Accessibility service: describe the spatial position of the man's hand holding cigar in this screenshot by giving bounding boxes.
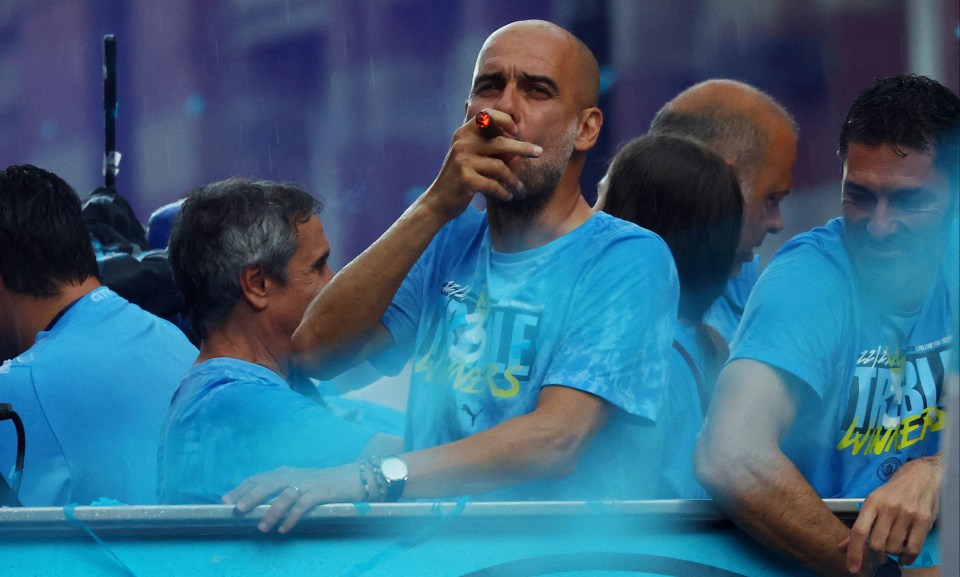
[420,108,543,222]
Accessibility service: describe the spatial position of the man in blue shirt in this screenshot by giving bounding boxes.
[224,20,678,533]
[696,76,959,576]
[158,178,400,504]
[649,79,798,342]
[0,164,197,506]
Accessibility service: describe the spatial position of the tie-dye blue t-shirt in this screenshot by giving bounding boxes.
[375,208,678,499]
[157,358,375,504]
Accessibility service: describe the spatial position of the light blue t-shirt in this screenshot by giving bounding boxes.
[0,287,197,506]
[704,254,760,343]
[375,208,679,499]
[158,358,375,504]
[731,218,953,499]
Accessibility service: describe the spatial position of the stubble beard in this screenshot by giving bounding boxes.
[845,221,949,309]
[488,120,579,220]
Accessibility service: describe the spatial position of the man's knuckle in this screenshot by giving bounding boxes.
[869,493,891,506]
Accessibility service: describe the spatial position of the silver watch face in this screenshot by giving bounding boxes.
[380,457,408,482]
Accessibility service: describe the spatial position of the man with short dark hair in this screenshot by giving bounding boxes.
[0,164,197,506]
[224,20,678,533]
[158,178,399,504]
[696,75,959,576]
[649,79,798,342]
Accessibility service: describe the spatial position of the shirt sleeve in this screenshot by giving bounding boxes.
[543,234,679,422]
[372,211,479,376]
[371,246,430,376]
[730,241,852,400]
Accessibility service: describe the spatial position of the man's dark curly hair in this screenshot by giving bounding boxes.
[838,75,960,184]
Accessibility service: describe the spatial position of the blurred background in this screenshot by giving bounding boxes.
[1,0,957,268]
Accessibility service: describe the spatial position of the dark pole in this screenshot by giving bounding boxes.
[103,34,118,188]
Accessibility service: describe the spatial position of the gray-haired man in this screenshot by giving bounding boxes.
[157,178,399,504]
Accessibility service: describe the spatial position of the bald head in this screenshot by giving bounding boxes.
[651,79,798,265]
[477,20,600,108]
[650,79,796,183]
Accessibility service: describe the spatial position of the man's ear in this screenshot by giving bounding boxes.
[238,265,269,311]
[574,107,603,152]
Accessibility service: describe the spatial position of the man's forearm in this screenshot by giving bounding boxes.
[399,387,608,499]
[224,386,609,534]
[292,196,450,376]
[698,447,878,577]
[401,416,581,498]
[697,360,882,576]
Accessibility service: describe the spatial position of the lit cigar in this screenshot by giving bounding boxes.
[475,111,500,139]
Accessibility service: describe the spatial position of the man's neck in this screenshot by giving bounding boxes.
[197,319,289,379]
[486,180,593,253]
[10,277,101,353]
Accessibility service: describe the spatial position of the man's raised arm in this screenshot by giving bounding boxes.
[291,112,541,379]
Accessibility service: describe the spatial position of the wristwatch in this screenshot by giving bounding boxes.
[376,456,408,502]
[873,557,901,577]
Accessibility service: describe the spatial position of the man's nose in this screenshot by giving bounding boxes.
[493,85,519,123]
[766,203,784,235]
[866,199,897,239]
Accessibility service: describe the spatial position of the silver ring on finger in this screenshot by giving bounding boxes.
[285,484,303,497]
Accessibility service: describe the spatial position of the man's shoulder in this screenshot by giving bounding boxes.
[172,358,291,417]
[183,358,285,391]
[585,213,676,278]
[574,212,674,268]
[771,218,849,269]
[446,209,669,243]
[758,219,854,298]
[443,206,488,237]
[1,291,194,394]
[439,209,670,254]
[424,207,490,260]
[589,210,668,243]
[59,287,194,349]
